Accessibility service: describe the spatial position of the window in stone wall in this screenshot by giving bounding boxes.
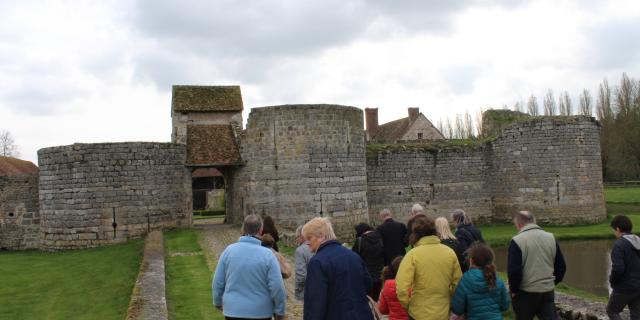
[418,133,423,139]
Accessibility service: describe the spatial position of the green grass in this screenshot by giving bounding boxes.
[164,229,223,320]
[0,240,143,320]
[480,214,640,247]
[604,186,640,203]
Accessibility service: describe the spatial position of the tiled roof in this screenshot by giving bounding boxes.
[0,156,38,175]
[172,85,243,112]
[186,125,243,166]
[372,117,413,142]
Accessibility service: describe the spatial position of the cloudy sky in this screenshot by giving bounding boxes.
[1,0,639,163]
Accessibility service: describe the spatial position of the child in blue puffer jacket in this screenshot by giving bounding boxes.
[451,243,510,320]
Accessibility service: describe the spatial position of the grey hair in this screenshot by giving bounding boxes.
[242,214,263,236]
[514,211,536,225]
[411,203,424,215]
[379,208,392,219]
[451,209,472,225]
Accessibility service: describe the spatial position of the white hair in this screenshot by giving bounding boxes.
[411,203,424,215]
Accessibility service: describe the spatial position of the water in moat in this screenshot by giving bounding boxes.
[493,239,614,296]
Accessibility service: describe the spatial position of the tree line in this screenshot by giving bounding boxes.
[436,73,640,181]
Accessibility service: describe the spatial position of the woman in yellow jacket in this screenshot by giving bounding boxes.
[396,215,462,320]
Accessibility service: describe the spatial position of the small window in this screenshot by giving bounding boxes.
[418,133,423,139]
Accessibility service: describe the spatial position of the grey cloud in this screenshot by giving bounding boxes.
[440,65,482,95]
[583,18,640,70]
[129,0,524,89]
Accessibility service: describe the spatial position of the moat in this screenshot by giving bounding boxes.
[494,239,613,296]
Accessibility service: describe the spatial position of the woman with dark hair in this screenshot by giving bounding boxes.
[378,256,409,320]
[352,222,385,301]
[451,243,510,320]
[262,215,280,252]
[396,216,462,320]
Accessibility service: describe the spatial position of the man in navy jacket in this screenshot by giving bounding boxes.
[607,215,640,320]
[302,217,373,320]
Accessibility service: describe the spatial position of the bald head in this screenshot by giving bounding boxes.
[513,211,535,230]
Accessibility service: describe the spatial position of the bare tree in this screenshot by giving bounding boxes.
[455,114,465,139]
[463,110,474,139]
[559,91,573,115]
[0,129,20,157]
[475,108,484,138]
[437,118,445,136]
[527,94,539,116]
[513,101,524,113]
[543,89,556,116]
[596,78,613,121]
[579,89,593,116]
[445,118,454,139]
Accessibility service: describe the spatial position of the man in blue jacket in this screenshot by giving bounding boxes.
[607,215,640,320]
[213,214,286,320]
[302,217,373,320]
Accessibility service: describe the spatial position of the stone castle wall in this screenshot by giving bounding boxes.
[367,146,493,224]
[38,143,191,250]
[490,116,606,223]
[366,116,606,225]
[0,173,40,250]
[227,105,368,240]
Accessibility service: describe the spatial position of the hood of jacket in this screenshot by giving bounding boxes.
[464,268,495,293]
[623,234,640,250]
[361,230,382,244]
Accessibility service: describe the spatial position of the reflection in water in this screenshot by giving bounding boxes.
[493,240,614,296]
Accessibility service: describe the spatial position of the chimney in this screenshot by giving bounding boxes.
[365,108,379,140]
[408,108,419,122]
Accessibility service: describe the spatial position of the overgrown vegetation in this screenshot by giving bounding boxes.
[164,229,224,320]
[366,138,491,158]
[0,240,143,319]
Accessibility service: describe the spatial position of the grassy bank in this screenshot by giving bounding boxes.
[604,186,640,203]
[164,229,223,320]
[0,240,143,320]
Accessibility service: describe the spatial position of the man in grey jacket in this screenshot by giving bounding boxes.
[294,225,313,301]
[507,211,566,320]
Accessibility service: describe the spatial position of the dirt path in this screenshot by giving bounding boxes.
[196,222,304,320]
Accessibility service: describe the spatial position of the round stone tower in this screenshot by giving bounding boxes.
[38,142,191,250]
[227,105,368,239]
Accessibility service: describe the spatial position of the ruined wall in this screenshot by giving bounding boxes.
[228,105,368,240]
[0,173,40,250]
[38,143,191,250]
[490,116,606,224]
[366,145,493,224]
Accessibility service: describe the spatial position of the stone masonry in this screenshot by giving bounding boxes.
[367,145,493,224]
[227,105,369,240]
[38,143,191,250]
[367,115,606,224]
[0,172,40,250]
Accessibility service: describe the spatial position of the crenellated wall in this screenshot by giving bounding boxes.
[38,143,191,250]
[0,172,40,250]
[227,105,369,240]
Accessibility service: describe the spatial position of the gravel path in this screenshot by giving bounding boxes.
[196,223,304,320]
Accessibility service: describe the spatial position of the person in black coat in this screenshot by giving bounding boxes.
[303,217,373,320]
[352,222,385,301]
[376,209,408,266]
[607,215,640,320]
[451,209,485,251]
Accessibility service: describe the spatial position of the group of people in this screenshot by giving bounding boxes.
[212,206,640,320]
